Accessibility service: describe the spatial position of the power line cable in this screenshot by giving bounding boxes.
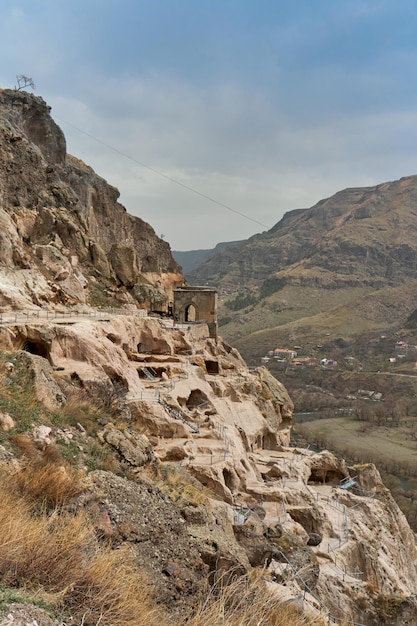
[57,116,271,230]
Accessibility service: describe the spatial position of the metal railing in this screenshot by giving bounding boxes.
[327,544,363,581]
[179,425,230,466]
[270,550,366,626]
[157,398,200,434]
[126,389,160,403]
[0,307,147,325]
[141,367,158,381]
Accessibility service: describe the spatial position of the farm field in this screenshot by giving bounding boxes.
[293,416,417,471]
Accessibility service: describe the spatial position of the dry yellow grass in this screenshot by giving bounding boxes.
[55,395,104,434]
[69,546,162,626]
[176,573,327,626]
[0,468,165,626]
[6,460,86,510]
[158,463,211,505]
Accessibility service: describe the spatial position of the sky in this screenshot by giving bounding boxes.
[2,0,417,250]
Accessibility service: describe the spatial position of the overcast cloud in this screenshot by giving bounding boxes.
[1,0,417,249]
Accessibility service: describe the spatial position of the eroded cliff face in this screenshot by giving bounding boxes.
[0,88,183,309]
[0,314,416,625]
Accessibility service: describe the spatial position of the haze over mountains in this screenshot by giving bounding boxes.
[172,240,242,274]
[185,176,417,361]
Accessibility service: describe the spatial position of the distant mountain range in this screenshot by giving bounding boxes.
[172,240,243,275]
[181,176,417,362]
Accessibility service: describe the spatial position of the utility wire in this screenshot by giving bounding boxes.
[57,117,271,231]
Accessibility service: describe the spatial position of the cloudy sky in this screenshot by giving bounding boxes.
[2,1,417,250]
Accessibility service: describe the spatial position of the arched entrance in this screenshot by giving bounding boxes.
[185,304,198,322]
[173,286,218,339]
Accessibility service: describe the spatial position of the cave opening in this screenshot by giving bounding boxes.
[186,389,210,410]
[222,468,235,491]
[262,432,279,451]
[307,468,345,485]
[23,340,50,360]
[205,360,219,374]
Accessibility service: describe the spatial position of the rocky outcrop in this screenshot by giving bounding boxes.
[0,603,62,626]
[100,426,155,468]
[0,311,417,623]
[15,351,66,410]
[0,88,183,310]
[84,470,209,611]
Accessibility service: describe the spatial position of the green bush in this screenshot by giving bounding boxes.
[259,277,287,298]
[225,292,258,311]
[219,316,232,327]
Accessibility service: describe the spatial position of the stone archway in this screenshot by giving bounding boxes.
[185,303,198,322]
[173,286,218,339]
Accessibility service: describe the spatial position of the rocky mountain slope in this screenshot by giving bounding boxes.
[1,89,417,625]
[189,181,417,360]
[191,178,417,287]
[0,88,183,310]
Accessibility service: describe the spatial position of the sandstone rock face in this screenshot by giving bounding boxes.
[0,313,293,506]
[0,88,183,310]
[0,299,416,622]
[101,426,155,468]
[15,351,66,410]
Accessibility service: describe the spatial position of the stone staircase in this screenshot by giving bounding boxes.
[157,398,200,434]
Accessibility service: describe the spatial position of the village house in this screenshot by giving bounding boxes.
[268,348,298,361]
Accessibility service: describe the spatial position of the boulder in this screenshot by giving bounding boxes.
[33,425,52,447]
[0,412,15,432]
[101,426,155,467]
[16,351,66,410]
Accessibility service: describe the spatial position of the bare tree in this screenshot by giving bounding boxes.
[15,75,36,91]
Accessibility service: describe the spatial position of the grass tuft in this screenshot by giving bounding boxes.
[158,463,211,505]
[176,573,327,625]
[5,460,87,510]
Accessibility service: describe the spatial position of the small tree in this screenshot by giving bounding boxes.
[15,74,36,91]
